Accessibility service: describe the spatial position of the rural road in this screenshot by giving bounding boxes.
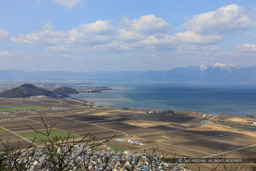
[0,126,33,144]
[202,143,256,158]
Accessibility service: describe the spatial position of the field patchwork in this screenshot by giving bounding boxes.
[0,105,45,112]
[17,129,80,143]
[0,127,6,132]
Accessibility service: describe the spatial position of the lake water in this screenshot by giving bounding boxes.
[72,82,256,115]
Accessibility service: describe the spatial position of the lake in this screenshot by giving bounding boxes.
[72,82,256,115]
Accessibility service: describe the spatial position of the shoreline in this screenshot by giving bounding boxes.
[71,83,256,116]
[72,94,256,117]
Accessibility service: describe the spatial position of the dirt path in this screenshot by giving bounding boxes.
[0,126,33,144]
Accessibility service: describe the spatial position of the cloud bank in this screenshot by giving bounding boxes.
[186,4,254,35]
[0,29,9,40]
[2,4,256,71]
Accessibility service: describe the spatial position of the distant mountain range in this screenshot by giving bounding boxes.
[1,64,256,83]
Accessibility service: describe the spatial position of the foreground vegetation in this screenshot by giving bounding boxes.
[245,146,256,153]
[0,105,45,112]
[105,142,127,152]
[0,116,255,171]
[0,116,113,170]
[0,128,6,132]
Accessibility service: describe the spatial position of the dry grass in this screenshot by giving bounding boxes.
[90,112,113,116]
[122,120,170,128]
[228,117,251,123]
[206,122,256,138]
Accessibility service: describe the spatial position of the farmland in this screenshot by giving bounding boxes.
[0,127,6,132]
[0,105,45,112]
[17,129,80,143]
[0,97,255,170]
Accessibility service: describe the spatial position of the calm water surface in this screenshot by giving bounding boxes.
[72,82,256,115]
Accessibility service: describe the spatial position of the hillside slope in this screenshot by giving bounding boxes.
[0,84,78,98]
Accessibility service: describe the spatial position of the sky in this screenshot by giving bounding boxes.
[0,0,256,72]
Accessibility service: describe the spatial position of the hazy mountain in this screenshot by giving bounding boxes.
[0,84,79,98]
[1,64,256,83]
[51,87,79,98]
[0,84,52,98]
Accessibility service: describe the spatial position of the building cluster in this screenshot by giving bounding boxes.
[127,139,144,146]
[3,144,190,171]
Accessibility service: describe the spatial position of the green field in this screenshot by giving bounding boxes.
[0,105,45,112]
[245,146,256,152]
[0,127,6,132]
[106,142,127,152]
[17,129,80,143]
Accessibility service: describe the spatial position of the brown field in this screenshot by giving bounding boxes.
[228,117,251,123]
[0,119,45,132]
[0,98,255,170]
[0,129,32,150]
[122,120,170,128]
[206,122,256,137]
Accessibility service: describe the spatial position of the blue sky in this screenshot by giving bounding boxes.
[0,0,256,71]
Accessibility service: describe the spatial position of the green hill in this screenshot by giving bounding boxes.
[0,84,52,98]
[0,84,78,98]
[50,87,79,98]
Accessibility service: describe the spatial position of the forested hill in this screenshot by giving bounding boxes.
[0,84,78,98]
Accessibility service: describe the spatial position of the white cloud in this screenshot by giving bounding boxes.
[0,51,13,56]
[245,32,256,38]
[12,20,115,46]
[42,22,54,30]
[54,0,84,8]
[68,20,115,44]
[0,29,9,40]
[118,29,143,41]
[73,20,113,34]
[232,44,256,53]
[174,31,222,44]
[8,9,256,71]
[223,44,256,66]
[124,14,169,33]
[186,4,254,35]
[138,31,221,48]
[12,14,224,49]
[93,41,133,51]
[11,25,67,44]
[46,45,69,53]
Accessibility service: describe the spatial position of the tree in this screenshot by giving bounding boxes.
[0,116,114,170]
